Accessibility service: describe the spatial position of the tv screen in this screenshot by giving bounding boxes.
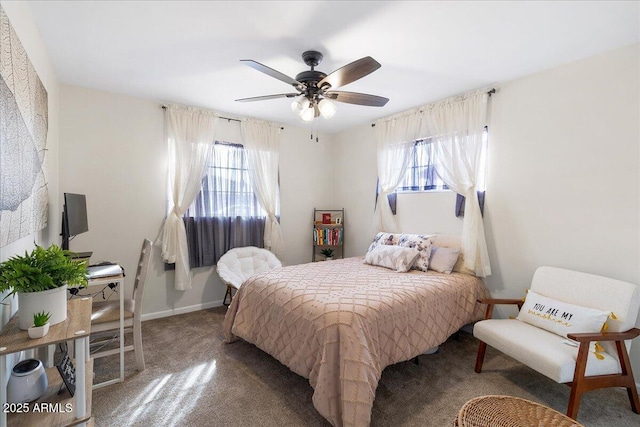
[64,193,88,236]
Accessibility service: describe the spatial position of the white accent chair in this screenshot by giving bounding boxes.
[216,246,282,306]
[474,266,640,419]
[91,239,153,371]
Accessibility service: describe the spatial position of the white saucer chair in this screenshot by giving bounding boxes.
[216,246,282,306]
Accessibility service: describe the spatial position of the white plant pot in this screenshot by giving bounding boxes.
[28,323,50,339]
[325,257,334,261]
[18,285,68,330]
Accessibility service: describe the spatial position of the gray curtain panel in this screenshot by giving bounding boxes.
[455,191,485,218]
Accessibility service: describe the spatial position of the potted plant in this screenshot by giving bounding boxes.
[0,244,88,330]
[28,311,51,339]
[320,248,335,261]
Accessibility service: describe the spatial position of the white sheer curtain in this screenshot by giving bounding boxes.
[373,111,423,232]
[240,119,284,258]
[159,106,218,290]
[425,90,491,276]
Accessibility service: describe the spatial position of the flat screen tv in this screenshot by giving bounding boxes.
[62,193,88,250]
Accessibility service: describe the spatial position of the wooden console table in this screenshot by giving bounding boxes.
[0,298,93,427]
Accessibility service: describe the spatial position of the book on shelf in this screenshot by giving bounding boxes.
[313,226,343,246]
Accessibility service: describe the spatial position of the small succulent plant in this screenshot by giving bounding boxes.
[320,248,334,258]
[33,310,51,327]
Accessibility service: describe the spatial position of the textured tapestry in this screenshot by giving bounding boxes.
[0,5,49,246]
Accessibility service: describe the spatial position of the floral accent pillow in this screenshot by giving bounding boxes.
[366,232,401,253]
[396,234,434,272]
[367,233,434,272]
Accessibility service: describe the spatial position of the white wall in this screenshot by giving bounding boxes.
[0,0,60,387]
[334,44,640,381]
[58,85,335,319]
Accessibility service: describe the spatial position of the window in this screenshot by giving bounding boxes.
[186,142,267,219]
[182,141,269,268]
[397,128,488,193]
[397,138,449,192]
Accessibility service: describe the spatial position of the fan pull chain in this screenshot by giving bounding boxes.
[311,119,319,142]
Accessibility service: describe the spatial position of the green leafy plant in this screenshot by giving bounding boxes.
[320,248,334,258]
[33,310,51,327]
[0,244,88,298]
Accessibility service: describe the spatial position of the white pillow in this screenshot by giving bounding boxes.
[363,245,420,273]
[428,246,460,274]
[516,290,611,338]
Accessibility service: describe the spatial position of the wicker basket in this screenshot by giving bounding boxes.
[455,395,584,427]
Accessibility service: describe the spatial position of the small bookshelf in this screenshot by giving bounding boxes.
[313,208,344,262]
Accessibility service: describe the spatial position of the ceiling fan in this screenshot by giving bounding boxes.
[235,50,389,122]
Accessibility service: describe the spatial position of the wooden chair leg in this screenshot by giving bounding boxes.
[615,340,640,413]
[133,318,145,371]
[475,341,487,373]
[567,341,590,419]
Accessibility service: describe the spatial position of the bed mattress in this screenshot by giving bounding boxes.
[223,257,488,427]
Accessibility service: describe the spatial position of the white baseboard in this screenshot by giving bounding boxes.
[141,299,224,322]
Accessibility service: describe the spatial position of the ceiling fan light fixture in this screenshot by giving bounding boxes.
[300,106,315,122]
[291,96,309,115]
[318,98,337,119]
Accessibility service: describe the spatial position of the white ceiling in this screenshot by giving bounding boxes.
[28,1,639,134]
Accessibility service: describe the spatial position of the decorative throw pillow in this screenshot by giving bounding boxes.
[428,246,460,274]
[366,232,401,254]
[516,290,611,338]
[363,245,420,273]
[397,234,434,272]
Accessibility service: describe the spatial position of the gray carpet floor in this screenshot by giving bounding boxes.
[91,306,640,426]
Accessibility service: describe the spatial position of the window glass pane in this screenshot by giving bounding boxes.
[397,138,449,192]
[185,142,267,218]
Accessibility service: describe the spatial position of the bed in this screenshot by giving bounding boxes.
[223,232,488,427]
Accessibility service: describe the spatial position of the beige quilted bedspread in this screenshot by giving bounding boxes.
[223,257,488,427]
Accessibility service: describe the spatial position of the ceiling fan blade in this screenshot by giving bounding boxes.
[318,57,381,89]
[325,91,389,107]
[240,60,301,87]
[235,93,299,102]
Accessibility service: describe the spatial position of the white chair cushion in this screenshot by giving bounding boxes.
[474,319,621,383]
[216,246,282,289]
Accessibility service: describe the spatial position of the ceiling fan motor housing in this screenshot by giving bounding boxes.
[302,50,323,68]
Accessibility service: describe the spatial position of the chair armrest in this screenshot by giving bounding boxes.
[567,328,640,343]
[477,298,524,320]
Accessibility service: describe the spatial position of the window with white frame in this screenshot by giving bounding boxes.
[181,141,272,268]
[397,128,488,193]
[397,138,449,192]
[186,141,267,219]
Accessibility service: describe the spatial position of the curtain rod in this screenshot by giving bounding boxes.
[370,88,496,127]
[161,105,284,130]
